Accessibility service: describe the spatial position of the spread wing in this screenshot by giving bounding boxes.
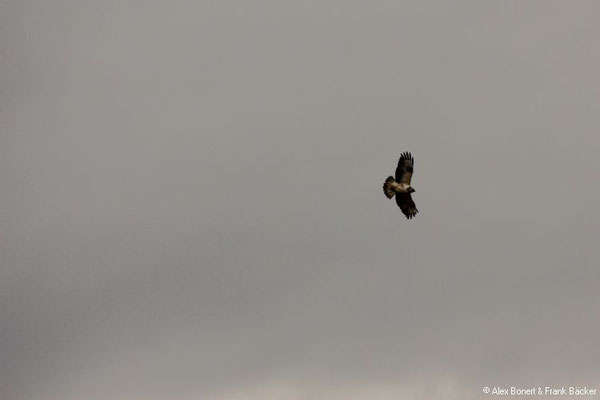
[395,193,418,219]
[395,152,414,184]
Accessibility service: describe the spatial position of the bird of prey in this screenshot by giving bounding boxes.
[383,152,418,219]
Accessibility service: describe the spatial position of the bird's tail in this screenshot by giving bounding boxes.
[383,176,396,199]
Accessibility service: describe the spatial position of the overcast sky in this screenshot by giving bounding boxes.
[2,1,600,399]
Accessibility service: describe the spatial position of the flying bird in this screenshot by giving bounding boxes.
[383,152,418,219]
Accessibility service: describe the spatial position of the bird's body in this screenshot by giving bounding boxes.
[383,152,418,219]
[387,181,413,194]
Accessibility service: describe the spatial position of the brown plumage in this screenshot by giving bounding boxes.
[383,152,418,219]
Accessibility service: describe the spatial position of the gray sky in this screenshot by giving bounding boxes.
[2,1,600,399]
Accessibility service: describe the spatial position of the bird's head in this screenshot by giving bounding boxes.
[409,187,416,193]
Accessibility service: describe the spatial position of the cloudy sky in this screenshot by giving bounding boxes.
[2,1,600,399]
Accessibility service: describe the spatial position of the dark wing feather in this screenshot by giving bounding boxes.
[395,152,414,184]
[395,193,418,219]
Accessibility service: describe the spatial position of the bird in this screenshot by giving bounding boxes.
[383,152,418,219]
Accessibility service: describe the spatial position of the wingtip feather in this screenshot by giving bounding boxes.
[400,151,414,163]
